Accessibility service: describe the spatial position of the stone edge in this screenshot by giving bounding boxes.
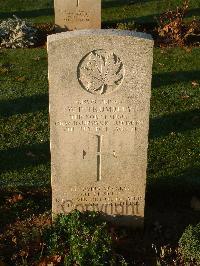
[47,29,153,45]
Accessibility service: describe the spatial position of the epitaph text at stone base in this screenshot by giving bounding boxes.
[48,30,154,227]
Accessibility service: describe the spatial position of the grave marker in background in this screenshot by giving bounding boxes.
[54,0,101,31]
[48,30,154,227]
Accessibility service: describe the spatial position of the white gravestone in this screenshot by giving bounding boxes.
[48,30,154,227]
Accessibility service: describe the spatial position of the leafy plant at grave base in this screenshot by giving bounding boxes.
[43,210,127,266]
[179,223,200,263]
[0,15,38,48]
[156,0,199,46]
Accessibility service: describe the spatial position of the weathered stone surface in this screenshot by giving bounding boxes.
[48,30,154,227]
[54,0,101,31]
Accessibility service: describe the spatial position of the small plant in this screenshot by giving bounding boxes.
[179,223,200,263]
[156,0,198,46]
[116,21,136,31]
[43,211,127,265]
[0,211,127,265]
[0,15,38,48]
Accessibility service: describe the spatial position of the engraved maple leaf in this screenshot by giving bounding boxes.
[79,50,124,94]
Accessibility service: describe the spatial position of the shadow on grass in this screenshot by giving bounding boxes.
[186,8,200,18]
[103,8,199,26]
[152,70,200,88]
[0,94,48,118]
[0,142,50,172]
[150,109,200,139]
[0,71,199,118]
[0,109,199,172]
[151,65,200,143]
[147,167,200,209]
[145,166,200,237]
[135,8,200,23]
[103,16,157,27]
[102,0,153,9]
[0,8,54,20]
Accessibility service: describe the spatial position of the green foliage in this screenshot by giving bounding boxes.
[43,211,126,266]
[116,21,136,31]
[179,223,200,263]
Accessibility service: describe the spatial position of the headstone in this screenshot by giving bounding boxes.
[48,30,154,227]
[54,0,101,31]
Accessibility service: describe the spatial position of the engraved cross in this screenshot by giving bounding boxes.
[96,135,103,181]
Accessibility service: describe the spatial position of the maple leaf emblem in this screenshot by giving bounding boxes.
[78,50,125,95]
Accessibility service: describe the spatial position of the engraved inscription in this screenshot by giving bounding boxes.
[57,185,143,215]
[78,50,125,95]
[96,135,102,181]
[61,200,140,215]
[63,11,90,23]
[55,99,137,133]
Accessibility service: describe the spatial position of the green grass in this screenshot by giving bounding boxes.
[0,0,53,24]
[102,0,200,24]
[0,0,199,24]
[0,47,199,197]
[149,48,200,188]
[0,49,50,189]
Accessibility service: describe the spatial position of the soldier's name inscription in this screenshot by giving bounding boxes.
[55,98,139,133]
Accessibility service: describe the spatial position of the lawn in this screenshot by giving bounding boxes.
[0,0,200,264]
[0,0,199,24]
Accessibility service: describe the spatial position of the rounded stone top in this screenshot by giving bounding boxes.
[47,29,153,44]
